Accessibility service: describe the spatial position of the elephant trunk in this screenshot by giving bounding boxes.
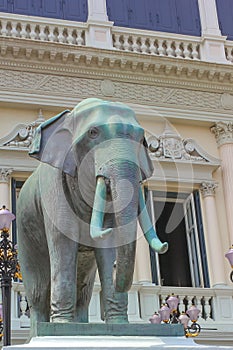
[109,162,139,293]
[90,161,168,293]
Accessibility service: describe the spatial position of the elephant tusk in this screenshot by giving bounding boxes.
[90,176,112,240]
[138,186,168,254]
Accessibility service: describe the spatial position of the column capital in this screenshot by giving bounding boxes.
[0,168,13,183]
[211,121,233,147]
[200,182,218,197]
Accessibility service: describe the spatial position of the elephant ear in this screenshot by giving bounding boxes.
[29,110,77,176]
[139,138,154,180]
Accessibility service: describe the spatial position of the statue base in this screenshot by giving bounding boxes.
[3,324,232,349]
[36,322,184,337]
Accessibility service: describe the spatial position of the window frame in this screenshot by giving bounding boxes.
[149,189,209,288]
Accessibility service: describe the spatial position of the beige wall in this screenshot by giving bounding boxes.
[0,96,231,287]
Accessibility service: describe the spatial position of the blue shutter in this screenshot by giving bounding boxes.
[106,0,130,27]
[193,191,210,288]
[12,0,37,16]
[40,0,62,19]
[0,0,11,12]
[175,0,201,36]
[63,0,87,22]
[152,0,177,33]
[11,179,24,247]
[128,0,150,30]
[216,0,233,40]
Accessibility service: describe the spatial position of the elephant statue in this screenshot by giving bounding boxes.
[17,98,168,337]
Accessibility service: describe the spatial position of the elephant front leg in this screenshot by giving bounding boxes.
[48,233,78,322]
[95,247,128,324]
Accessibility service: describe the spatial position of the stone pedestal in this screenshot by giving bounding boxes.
[3,335,233,350]
[35,323,184,337]
[3,324,233,350]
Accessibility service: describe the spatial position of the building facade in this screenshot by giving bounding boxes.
[0,0,233,346]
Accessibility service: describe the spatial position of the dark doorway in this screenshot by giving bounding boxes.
[154,201,192,287]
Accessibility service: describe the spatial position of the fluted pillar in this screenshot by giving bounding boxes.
[135,225,152,284]
[0,168,12,209]
[200,182,226,287]
[211,122,233,245]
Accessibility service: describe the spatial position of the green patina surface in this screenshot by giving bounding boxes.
[36,322,184,337]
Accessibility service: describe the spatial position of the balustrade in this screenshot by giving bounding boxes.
[7,282,225,332]
[225,44,233,63]
[112,30,201,60]
[0,13,201,61]
[0,15,86,46]
[1,12,233,63]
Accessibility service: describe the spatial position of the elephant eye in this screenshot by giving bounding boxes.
[88,127,99,139]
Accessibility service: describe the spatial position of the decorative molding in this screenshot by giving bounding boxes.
[0,168,13,183]
[0,69,228,114]
[200,182,218,197]
[100,80,115,96]
[221,93,233,110]
[211,122,233,147]
[0,110,44,150]
[0,36,233,91]
[147,124,219,163]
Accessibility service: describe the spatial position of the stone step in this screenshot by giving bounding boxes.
[3,335,233,350]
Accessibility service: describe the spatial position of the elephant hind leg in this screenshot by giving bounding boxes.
[29,291,50,339]
[18,236,50,338]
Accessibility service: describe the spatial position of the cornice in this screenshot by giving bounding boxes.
[1,37,233,93]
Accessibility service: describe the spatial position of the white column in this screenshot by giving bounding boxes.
[198,0,228,63]
[200,182,227,287]
[0,168,12,209]
[211,122,233,246]
[87,0,108,22]
[86,0,113,49]
[135,225,152,284]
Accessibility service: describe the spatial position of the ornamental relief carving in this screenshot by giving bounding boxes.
[147,124,219,163]
[0,69,225,111]
[200,182,218,197]
[0,110,44,150]
[0,110,220,172]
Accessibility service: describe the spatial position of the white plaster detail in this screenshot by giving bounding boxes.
[0,110,44,150]
[148,124,217,163]
[87,0,109,22]
[200,181,227,286]
[211,122,233,147]
[221,93,233,109]
[0,69,227,114]
[198,0,228,64]
[217,143,233,245]
[86,0,113,49]
[200,35,228,64]
[89,283,103,323]
[198,0,221,36]
[112,29,201,60]
[100,80,115,96]
[200,182,218,197]
[0,168,13,183]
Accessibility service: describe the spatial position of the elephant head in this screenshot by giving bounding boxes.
[29,98,168,292]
